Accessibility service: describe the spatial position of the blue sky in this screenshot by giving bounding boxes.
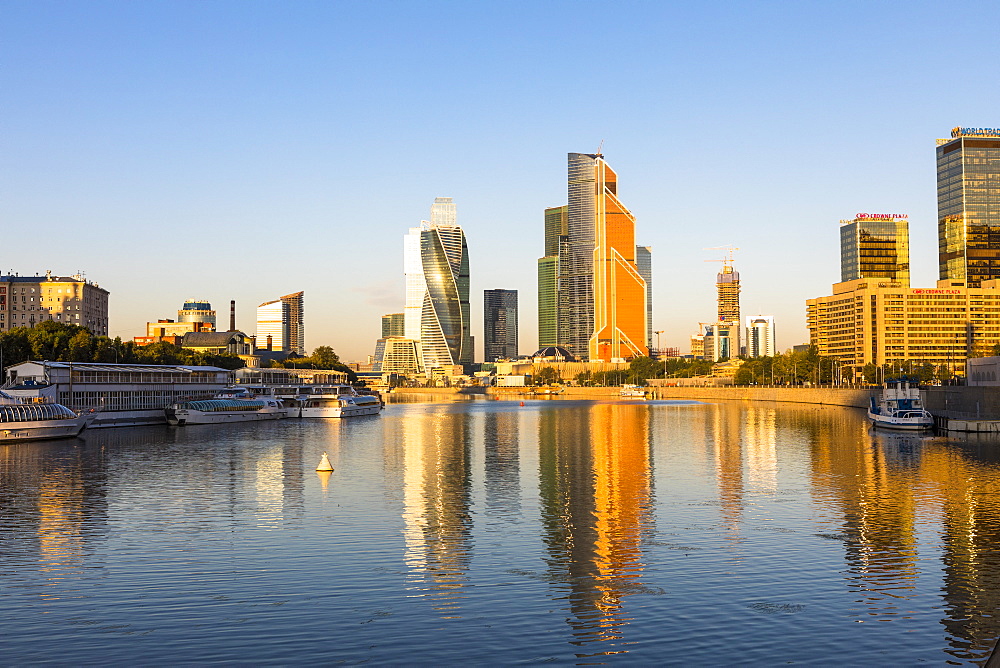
[4,1,999,360]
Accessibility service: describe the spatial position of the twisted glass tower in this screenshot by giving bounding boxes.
[403,198,472,369]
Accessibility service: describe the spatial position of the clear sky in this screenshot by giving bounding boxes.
[4,1,999,360]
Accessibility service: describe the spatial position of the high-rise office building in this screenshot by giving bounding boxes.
[256,298,288,351]
[281,292,305,355]
[635,246,653,351]
[840,214,910,285]
[178,299,216,329]
[381,312,405,338]
[745,315,776,358]
[937,126,1000,287]
[537,205,567,348]
[484,289,518,362]
[0,271,109,334]
[570,153,648,362]
[403,198,472,369]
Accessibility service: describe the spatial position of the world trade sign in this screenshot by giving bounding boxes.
[951,127,1000,138]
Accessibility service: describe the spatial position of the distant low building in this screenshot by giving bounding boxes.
[181,331,252,356]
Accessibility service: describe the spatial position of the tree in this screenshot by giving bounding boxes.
[534,366,561,386]
[313,345,340,368]
[936,365,953,383]
[733,366,755,385]
[627,356,663,384]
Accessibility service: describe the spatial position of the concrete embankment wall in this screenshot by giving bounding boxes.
[390,387,486,396]
[487,387,621,398]
[649,386,877,409]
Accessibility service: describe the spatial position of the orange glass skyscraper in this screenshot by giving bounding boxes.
[585,154,648,361]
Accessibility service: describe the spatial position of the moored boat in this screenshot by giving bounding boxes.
[620,384,647,398]
[165,386,290,426]
[868,380,934,430]
[279,385,383,418]
[0,391,96,442]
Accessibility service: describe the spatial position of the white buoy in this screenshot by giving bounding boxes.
[316,452,334,471]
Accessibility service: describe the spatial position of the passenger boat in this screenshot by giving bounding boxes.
[279,385,383,419]
[620,384,647,398]
[0,390,96,442]
[165,386,290,426]
[868,381,934,430]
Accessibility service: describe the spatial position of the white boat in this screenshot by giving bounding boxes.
[620,384,647,398]
[868,381,934,430]
[280,385,383,419]
[0,390,96,442]
[165,386,290,426]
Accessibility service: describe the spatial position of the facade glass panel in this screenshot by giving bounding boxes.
[840,216,910,285]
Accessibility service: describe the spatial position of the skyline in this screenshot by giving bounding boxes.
[4,2,999,360]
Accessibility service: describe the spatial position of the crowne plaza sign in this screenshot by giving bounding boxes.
[855,213,908,220]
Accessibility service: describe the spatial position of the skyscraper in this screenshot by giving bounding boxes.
[717,264,740,324]
[840,214,910,285]
[937,126,1000,287]
[484,289,518,361]
[561,153,647,362]
[635,246,653,350]
[403,198,472,369]
[256,299,288,351]
[537,205,567,348]
[281,291,305,355]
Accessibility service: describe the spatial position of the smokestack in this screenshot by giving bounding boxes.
[230,300,236,332]
[266,334,273,351]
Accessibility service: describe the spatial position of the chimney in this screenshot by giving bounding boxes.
[250,335,257,350]
[266,334,273,351]
[230,300,236,332]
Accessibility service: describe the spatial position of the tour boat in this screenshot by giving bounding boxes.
[620,384,647,398]
[0,390,96,443]
[868,381,934,430]
[165,386,290,426]
[281,385,383,419]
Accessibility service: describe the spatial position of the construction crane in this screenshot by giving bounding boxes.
[703,245,739,267]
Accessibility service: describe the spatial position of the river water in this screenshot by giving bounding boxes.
[3,397,1000,665]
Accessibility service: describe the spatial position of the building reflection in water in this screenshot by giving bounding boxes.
[483,409,521,520]
[538,402,653,654]
[0,440,109,594]
[399,406,474,616]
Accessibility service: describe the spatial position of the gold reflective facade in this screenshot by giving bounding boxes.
[588,158,648,361]
[807,277,1000,377]
[840,216,910,285]
[937,130,1000,287]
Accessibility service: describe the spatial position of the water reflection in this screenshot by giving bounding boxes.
[399,407,474,615]
[538,402,653,654]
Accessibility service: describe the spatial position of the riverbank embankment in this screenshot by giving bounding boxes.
[648,385,877,408]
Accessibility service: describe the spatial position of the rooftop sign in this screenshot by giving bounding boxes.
[855,213,908,220]
[951,127,1000,138]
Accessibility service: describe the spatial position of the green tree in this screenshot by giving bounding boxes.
[313,345,340,368]
[626,356,663,385]
[733,367,754,385]
[936,365,953,383]
[534,366,561,386]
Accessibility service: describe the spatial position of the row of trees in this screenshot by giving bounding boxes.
[533,356,715,387]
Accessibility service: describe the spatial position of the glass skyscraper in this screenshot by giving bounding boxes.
[840,215,910,285]
[403,198,472,369]
[483,289,518,362]
[937,127,1000,287]
[635,246,652,350]
[537,205,567,348]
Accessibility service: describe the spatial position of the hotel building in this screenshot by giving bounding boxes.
[0,272,109,335]
[484,289,518,362]
[403,197,472,369]
[840,214,910,284]
[937,127,1000,287]
[807,277,1000,378]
